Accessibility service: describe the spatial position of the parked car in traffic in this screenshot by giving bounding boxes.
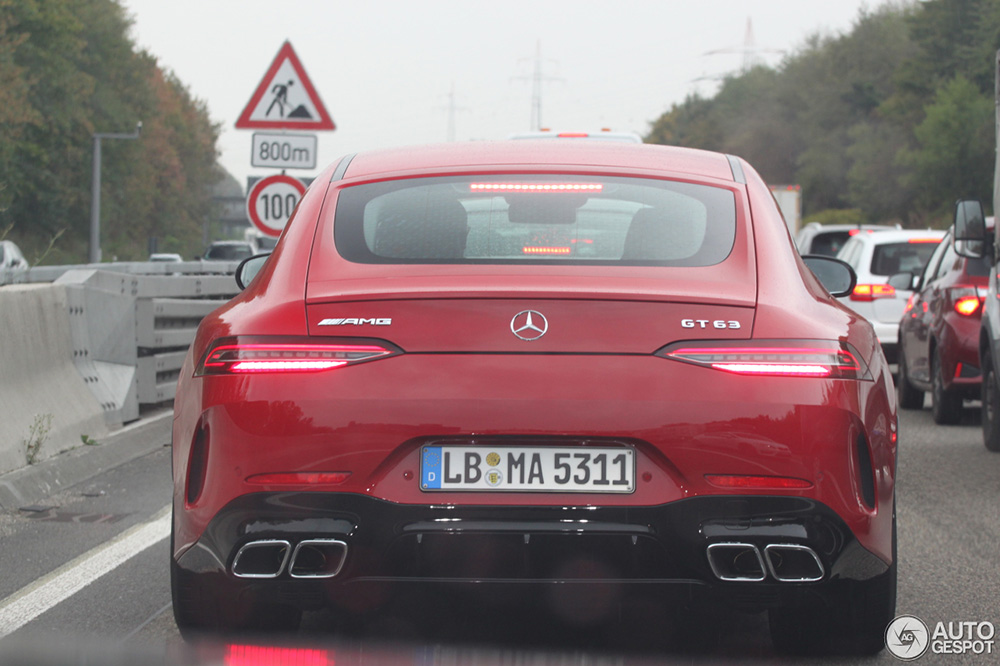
[202,240,255,261]
[0,240,28,271]
[795,222,898,257]
[149,252,183,263]
[835,228,945,362]
[895,221,992,423]
[171,140,897,655]
[507,128,643,143]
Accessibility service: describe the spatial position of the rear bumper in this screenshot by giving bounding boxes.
[174,492,891,613]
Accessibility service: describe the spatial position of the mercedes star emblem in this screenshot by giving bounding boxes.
[510,310,549,341]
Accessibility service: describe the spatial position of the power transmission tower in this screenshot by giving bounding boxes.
[513,41,563,130]
[441,81,469,141]
[703,18,784,75]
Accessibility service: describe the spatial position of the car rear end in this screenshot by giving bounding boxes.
[171,143,896,651]
[840,231,944,362]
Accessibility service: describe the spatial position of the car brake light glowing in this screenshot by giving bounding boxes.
[948,286,985,316]
[850,283,895,301]
[903,293,918,314]
[246,472,351,485]
[907,237,942,243]
[848,229,875,236]
[470,183,603,192]
[556,132,589,137]
[198,338,397,375]
[954,295,982,316]
[658,341,870,379]
[225,644,333,666]
[522,246,571,255]
[705,474,813,489]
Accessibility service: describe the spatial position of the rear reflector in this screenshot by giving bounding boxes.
[705,475,813,489]
[657,340,871,379]
[197,337,398,375]
[246,472,351,486]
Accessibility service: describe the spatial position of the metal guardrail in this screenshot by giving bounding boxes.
[4,260,243,425]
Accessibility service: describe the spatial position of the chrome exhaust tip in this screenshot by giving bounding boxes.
[706,542,766,582]
[764,544,824,582]
[231,539,291,579]
[289,539,348,579]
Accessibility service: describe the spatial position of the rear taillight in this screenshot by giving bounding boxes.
[850,283,895,301]
[196,337,399,375]
[948,286,986,317]
[657,340,871,380]
[903,293,919,314]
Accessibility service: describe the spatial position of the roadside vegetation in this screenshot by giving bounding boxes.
[0,0,219,264]
[646,0,999,228]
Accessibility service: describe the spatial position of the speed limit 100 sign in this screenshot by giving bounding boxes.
[246,175,307,237]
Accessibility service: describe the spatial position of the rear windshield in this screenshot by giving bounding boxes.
[870,241,940,276]
[334,175,736,266]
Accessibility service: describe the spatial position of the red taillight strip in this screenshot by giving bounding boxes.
[705,474,813,489]
[658,342,870,380]
[197,338,398,376]
[470,183,603,192]
[522,246,571,255]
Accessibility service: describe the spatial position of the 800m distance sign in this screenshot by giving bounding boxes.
[246,174,307,237]
[251,133,317,169]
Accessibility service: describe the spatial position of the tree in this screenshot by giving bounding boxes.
[0,0,219,263]
[899,75,993,212]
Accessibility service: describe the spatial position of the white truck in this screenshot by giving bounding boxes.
[769,184,802,235]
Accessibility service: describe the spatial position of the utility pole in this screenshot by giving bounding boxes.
[90,122,142,263]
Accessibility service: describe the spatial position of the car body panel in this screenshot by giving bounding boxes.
[171,142,897,645]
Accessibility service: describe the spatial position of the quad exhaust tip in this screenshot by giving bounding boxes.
[289,539,348,579]
[706,542,824,583]
[231,538,349,579]
[232,539,291,579]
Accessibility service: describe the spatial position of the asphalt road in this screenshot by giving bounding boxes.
[0,400,997,665]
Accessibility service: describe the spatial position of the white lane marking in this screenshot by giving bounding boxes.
[0,505,171,639]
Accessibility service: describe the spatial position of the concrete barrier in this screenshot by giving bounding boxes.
[0,284,108,476]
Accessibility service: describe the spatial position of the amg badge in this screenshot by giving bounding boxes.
[318,318,392,326]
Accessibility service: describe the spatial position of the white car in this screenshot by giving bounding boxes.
[149,252,183,263]
[507,129,643,143]
[795,222,898,257]
[835,228,945,362]
[1,240,28,271]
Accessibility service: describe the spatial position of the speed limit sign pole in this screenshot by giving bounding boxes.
[246,174,307,238]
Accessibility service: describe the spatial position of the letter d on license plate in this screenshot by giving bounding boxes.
[420,445,634,493]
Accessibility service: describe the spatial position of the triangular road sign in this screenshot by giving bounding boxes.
[235,41,335,131]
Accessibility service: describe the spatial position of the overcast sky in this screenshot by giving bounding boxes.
[120,0,886,190]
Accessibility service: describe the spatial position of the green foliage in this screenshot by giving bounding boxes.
[0,0,220,263]
[899,76,993,211]
[644,0,999,225]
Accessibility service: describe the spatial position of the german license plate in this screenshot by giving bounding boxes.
[420,446,635,493]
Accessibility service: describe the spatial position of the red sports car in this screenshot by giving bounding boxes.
[171,141,897,654]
